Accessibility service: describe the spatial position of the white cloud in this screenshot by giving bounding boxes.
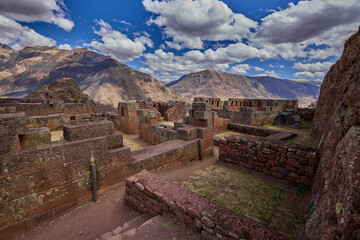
[252,0,360,61]
[293,61,335,72]
[255,70,280,78]
[294,71,326,78]
[143,41,274,76]
[256,0,360,44]
[230,64,264,75]
[0,0,74,31]
[0,15,56,49]
[58,43,72,50]
[84,19,153,62]
[230,64,250,75]
[143,0,257,49]
[139,67,154,75]
[253,66,264,72]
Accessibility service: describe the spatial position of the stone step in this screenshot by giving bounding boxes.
[107,214,200,240]
[96,214,151,240]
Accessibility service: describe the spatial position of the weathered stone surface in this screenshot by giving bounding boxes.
[219,134,318,186]
[63,120,114,141]
[304,28,360,239]
[124,170,280,239]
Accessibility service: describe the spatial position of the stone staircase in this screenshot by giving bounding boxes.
[96,213,201,240]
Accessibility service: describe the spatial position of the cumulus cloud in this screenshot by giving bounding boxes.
[256,70,280,78]
[0,0,74,31]
[84,19,153,62]
[230,64,264,75]
[293,61,335,72]
[252,0,360,61]
[256,0,360,44]
[143,41,273,77]
[0,15,56,49]
[143,0,257,49]
[139,67,154,75]
[294,71,326,78]
[58,43,72,50]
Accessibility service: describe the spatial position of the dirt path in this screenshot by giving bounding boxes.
[15,149,218,240]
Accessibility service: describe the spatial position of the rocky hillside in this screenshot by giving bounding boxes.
[166,69,321,107]
[0,45,181,108]
[25,77,92,102]
[304,28,360,239]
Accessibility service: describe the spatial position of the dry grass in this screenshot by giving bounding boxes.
[122,134,151,151]
[51,130,63,142]
[263,122,314,148]
[180,166,310,239]
[214,130,245,138]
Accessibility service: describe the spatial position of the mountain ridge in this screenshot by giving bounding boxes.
[0,44,182,108]
[166,69,321,107]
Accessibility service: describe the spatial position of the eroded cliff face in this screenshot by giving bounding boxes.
[304,28,360,239]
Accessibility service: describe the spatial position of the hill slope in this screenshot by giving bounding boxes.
[0,45,181,108]
[166,70,321,107]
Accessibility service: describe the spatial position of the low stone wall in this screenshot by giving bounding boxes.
[27,112,119,131]
[124,170,279,240]
[130,139,199,174]
[219,135,319,186]
[298,108,315,122]
[228,123,278,137]
[0,102,96,116]
[63,120,114,141]
[21,127,51,149]
[164,102,186,121]
[213,112,230,132]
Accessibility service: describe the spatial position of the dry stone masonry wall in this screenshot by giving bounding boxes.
[124,170,279,240]
[219,135,319,186]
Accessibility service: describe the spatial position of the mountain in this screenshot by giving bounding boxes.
[0,44,181,108]
[25,77,94,103]
[166,69,321,107]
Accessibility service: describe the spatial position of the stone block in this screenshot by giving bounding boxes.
[194,111,212,120]
[192,102,212,111]
[0,112,28,137]
[63,120,114,141]
[106,132,123,149]
[21,127,51,149]
[177,126,197,141]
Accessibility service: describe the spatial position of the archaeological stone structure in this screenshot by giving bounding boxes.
[195,97,299,126]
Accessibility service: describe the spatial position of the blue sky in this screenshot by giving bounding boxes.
[0,0,359,82]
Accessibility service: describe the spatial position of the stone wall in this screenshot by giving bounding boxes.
[164,102,186,121]
[118,102,140,134]
[27,112,119,131]
[0,99,96,117]
[0,119,130,239]
[124,170,279,240]
[219,135,319,186]
[298,108,315,122]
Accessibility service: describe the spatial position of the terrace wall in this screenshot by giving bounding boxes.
[219,135,319,186]
[124,170,279,240]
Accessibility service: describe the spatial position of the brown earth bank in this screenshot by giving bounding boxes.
[303,28,360,239]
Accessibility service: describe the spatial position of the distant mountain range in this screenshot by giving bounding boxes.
[0,44,181,108]
[166,69,321,107]
[0,44,320,109]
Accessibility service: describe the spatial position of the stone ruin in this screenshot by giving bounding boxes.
[2,29,360,239]
[194,97,299,126]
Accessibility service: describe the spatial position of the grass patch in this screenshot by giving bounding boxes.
[121,133,151,151]
[263,123,314,148]
[51,130,63,142]
[181,166,309,239]
[215,131,244,138]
